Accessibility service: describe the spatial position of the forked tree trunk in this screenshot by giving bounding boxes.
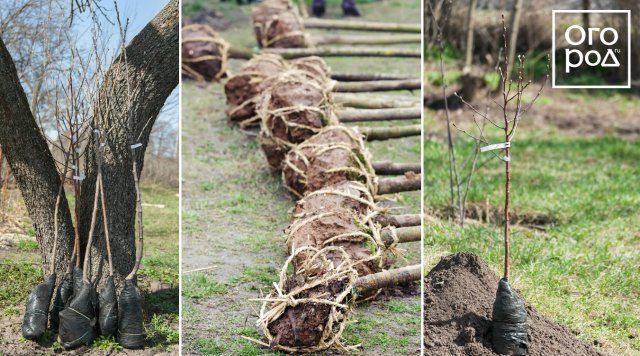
[0,0,178,289]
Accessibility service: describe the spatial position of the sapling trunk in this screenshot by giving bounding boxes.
[265,46,420,58]
[372,161,421,175]
[353,264,421,295]
[334,93,418,109]
[377,174,421,194]
[377,213,422,227]
[310,33,421,46]
[125,148,144,280]
[361,125,421,140]
[303,18,421,33]
[330,73,412,82]
[334,78,421,92]
[82,161,101,283]
[380,226,421,247]
[336,107,421,122]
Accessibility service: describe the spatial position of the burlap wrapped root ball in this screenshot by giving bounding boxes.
[181,24,229,81]
[283,125,376,198]
[252,0,308,48]
[254,246,359,352]
[225,54,287,123]
[287,181,386,278]
[258,70,337,169]
[225,55,332,126]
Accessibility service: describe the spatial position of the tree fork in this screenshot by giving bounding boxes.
[354,264,421,295]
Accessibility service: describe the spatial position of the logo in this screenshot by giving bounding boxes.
[552,10,630,88]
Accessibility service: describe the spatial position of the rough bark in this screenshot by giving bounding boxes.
[0,38,75,277]
[0,0,178,289]
[78,0,179,289]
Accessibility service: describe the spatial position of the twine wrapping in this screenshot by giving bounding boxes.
[181,24,230,82]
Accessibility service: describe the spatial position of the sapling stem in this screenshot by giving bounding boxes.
[125,148,144,280]
[83,163,101,283]
[97,144,113,277]
[50,143,73,275]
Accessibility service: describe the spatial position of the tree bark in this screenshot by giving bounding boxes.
[304,18,421,33]
[78,0,179,288]
[380,226,421,246]
[361,125,421,141]
[311,33,421,46]
[265,47,420,59]
[377,213,422,227]
[464,0,478,69]
[0,38,75,277]
[0,0,178,289]
[336,107,421,122]
[354,264,421,295]
[377,174,421,195]
[334,79,421,92]
[372,161,421,175]
[330,73,412,82]
[334,93,419,109]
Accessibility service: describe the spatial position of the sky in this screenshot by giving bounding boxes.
[73,0,178,134]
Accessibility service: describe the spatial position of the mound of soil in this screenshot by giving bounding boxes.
[424,253,606,356]
[181,24,228,81]
[258,71,336,169]
[282,126,373,197]
[252,0,307,48]
[224,54,287,122]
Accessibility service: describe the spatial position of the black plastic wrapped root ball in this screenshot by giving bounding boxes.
[50,272,73,333]
[492,278,529,355]
[98,276,118,336]
[118,279,145,348]
[58,282,97,349]
[21,273,56,340]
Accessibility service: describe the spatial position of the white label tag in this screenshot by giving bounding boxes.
[73,174,86,181]
[480,142,510,152]
[131,143,142,149]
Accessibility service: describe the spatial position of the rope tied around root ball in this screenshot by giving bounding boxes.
[257,69,338,168]
[246,246,360,353]
[181,24,230,81]
[282,125,378,198]
[252,0,309,48]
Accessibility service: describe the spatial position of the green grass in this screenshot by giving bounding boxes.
[183,273,228,299]
[424,127,640,353]
[16,239,39,252]
[229,266,279,286]
[146,314,180,348]
[93,336,123,352]
[0,260,42,312]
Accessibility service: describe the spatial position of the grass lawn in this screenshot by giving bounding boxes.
[424,113,640,354]
[0,183,179,353]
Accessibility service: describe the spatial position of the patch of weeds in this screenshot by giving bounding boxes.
[194,337,225,355]
[139,254,178,285]
[92,336,123,352]
[0,260,41,310]
[230,266,278,286]
[426,70,462,87]
[16,239,39,252]
[183,273,227,299]
[146,314,179,347]
[385,300,419,314]
[425,42,462,64]
[3,305,19,316]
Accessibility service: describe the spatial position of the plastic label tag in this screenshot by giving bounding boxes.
[480,142,510,152]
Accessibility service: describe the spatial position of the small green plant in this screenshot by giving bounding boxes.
[146,314,179,346]
[195,337,225,355]
[16,239,39,252]
[93,336,123,352]
[183,274,227,299]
